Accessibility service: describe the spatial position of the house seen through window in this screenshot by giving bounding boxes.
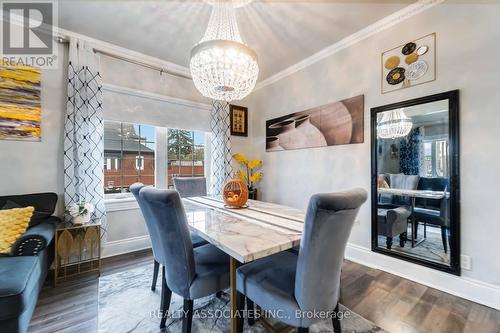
[103,121,206,194]
[104,121,155,194]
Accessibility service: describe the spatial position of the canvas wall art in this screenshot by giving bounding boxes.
[382,33,436,94]
[230,104,248,137]
[0,62,42,141]
[265,95,364,152]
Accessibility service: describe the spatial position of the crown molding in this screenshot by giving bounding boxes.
[55,26,192,79]
[0,12,192,78]
[102,83,212,111]
[255,0,444,91]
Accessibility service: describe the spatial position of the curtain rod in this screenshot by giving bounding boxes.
[56,36,192,80]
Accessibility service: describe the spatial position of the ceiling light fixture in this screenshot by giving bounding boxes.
[377,108,413,139]
[189,0,258,102]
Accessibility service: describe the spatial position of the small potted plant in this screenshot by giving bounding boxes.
[232,153,263,200]
[66,200,94,225]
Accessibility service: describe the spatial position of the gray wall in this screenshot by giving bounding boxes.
[243,3,500,287]
[0,44,68,214]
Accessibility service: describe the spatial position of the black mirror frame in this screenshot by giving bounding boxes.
[370,90,460,275]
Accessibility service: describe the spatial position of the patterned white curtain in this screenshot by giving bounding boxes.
[63,39,106,240]
[209,100,233,195]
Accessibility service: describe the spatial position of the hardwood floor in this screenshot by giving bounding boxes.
[29,249,500,333]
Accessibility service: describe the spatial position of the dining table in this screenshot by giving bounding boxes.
[378,188,449,247]
[182,195,306,333]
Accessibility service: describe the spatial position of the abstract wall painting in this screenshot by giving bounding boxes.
[382,33,436,94]
[0,62,42,141]
[265,95,364,152]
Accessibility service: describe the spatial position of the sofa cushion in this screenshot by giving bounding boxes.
[0,256,41,320]
[1,192,57,228]
[0,207,34,254]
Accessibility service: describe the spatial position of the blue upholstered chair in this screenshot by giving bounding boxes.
[414,177,450,252]
[130,183,207,291]
[173,177,207,198]
[139,186,230,332]
[235,189,367,333]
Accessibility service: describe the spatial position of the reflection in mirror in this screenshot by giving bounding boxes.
[375,99,453,267]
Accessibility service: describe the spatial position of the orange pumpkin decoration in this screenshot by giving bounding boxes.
[223,178,249,208]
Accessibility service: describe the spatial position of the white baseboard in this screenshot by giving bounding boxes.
[345,243,500,310]
[102,235,151,258]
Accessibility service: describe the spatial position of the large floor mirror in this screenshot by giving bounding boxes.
[371,90,460,275]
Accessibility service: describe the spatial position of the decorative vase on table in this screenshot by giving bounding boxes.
[232,153,262,203]
[223,179,249,208]
[66,202,94,225]
[248,187,258,200]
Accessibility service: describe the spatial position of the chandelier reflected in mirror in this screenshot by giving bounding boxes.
[189,0,258,102]
[377,108,413,139]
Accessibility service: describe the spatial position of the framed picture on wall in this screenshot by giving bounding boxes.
[229,105,248,137]
[381,33,436,94]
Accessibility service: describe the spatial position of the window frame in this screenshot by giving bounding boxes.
[103,121,208,198]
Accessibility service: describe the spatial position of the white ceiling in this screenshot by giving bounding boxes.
[58,1,413,81]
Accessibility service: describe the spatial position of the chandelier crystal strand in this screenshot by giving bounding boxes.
[190,0,258,102]
[377,108,414,139]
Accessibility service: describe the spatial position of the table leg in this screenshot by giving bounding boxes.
[230,257,240,333]
[411,197,416,247]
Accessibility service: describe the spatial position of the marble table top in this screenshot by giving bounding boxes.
[183,196,306,263]
[378,187,448,199]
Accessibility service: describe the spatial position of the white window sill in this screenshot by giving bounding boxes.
[105,194,139,212]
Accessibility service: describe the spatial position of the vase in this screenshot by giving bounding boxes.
[266,136,284,151]
[72,212,91,225]
[268,119,308,150]
[286,114,327,148]
[248,187,258,200]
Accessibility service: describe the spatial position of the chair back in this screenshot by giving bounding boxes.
[130,183,165,263]
[416,177,448,209]
[139,187,196,297]
[173,177,207,198]
[294,189,367,313]
[389,174,419,206]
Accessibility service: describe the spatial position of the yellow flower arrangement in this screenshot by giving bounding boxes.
[232,153,263,190]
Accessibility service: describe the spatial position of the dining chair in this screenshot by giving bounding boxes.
[173,177,207,198]
[139,186,230,332]
[235,189,367,333]
[130,183,207,292]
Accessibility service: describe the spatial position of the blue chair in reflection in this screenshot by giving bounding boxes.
[414,177,450,252]
[235,189,367,333]
[139,187,230,331]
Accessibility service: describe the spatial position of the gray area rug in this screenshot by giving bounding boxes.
[98,264,386,333]
[378,224,450,264]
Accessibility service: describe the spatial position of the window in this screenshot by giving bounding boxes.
[104,121,155,194]
[167,129,205,188]
[135,156,145,170]
[422,138,449,177]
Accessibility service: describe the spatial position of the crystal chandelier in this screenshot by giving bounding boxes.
[377,108,413,139]
[189,0,258,102]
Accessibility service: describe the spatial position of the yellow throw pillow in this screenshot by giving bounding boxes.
[0,206,34,254]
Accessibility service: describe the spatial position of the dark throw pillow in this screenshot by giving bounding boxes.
[2,200,52,228]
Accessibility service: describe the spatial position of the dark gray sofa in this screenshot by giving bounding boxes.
[0,193,59,333]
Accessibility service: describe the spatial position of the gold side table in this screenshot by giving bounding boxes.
[54,220,101,285]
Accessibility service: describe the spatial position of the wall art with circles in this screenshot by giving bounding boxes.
[381,33,436,94]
